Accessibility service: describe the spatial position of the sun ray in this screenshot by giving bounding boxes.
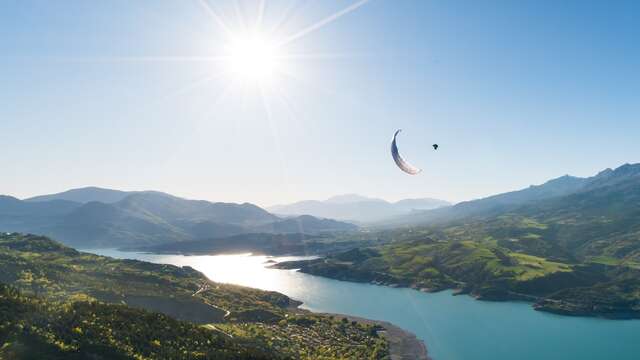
[232,0,247,31]
[279,0,370,47]
[256,0,266,29]
[196,0,233,38]
[276,68,344,99]
[273,82,302,131]
[268,0,310,36]
[259,82,291,196]
[183,77,240,156]
[194,77,239,132]
[275,51,367,61]
[267,83,311,239]
[160,71,228,101]
[121,71,231,124]
[210,77,238,108]
[53,55,230,63]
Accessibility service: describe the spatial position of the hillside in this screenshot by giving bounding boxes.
[269,194,450,223]
[255,214,357,233]
[275,164,640,318]
[136,232,382,256]
[0,190,357,248]
[456,163,640,263]
[0,233,392,359]
[0,284,279,359]
[380,163,639,227]
[275,236,640,318]
[0,196,80,233]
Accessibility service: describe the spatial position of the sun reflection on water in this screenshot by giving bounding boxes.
[88,249,640,360]
[92,249,317,295]
[166,253,316,292]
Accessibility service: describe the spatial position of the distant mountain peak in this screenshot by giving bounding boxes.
[26,187,132,204]
[594,163,640,178]
[596,168,614,177]
[0,195,20,202]
[613,163,640,174]
[325,194,383,204]
[582,163,640,190]
[268,195,450,223]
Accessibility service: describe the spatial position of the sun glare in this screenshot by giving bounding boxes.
[226,33,280,82]
[179,0,371,96]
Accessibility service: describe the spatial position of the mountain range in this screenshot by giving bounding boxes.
[0,188,356,248]
[268,194,451,223]
[381,163,640,228]
[5,163,639,255]
[374,163,640,270]
[274,163,640,318]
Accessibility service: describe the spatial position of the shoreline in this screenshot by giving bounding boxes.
[284,282,432,359]
[342,314,430,360]
[87,248,430,358]
[289,305,429,360]
[272,261,640,320]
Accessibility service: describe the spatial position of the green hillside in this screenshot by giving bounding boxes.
[0,233,389,359]
[276,236,640,318]
[0,284,278,359]
[275,165,640,318]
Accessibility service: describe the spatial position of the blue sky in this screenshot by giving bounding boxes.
[1,0,639,206]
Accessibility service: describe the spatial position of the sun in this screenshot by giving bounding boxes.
[153,0,371,97]
[225,32,281,83]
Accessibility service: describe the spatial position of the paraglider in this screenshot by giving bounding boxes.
[391,129,422,175]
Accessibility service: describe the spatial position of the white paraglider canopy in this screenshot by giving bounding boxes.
[391,129,422,175]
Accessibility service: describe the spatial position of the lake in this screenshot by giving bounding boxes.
[91,249,640,360]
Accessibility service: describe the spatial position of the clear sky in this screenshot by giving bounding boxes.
[1,0,639,207]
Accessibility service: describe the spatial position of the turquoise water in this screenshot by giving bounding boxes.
[92,250,640,360]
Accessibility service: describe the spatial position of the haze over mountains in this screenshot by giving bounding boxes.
[268,194,451,223]
[0,188,356,248]
[3,163,640,255]
[382,163,640,229]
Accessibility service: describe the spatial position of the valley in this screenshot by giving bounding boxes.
[3,163,640,358]
[90,249,640,360]
[0,232,411,359]
[275,164,640,318]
